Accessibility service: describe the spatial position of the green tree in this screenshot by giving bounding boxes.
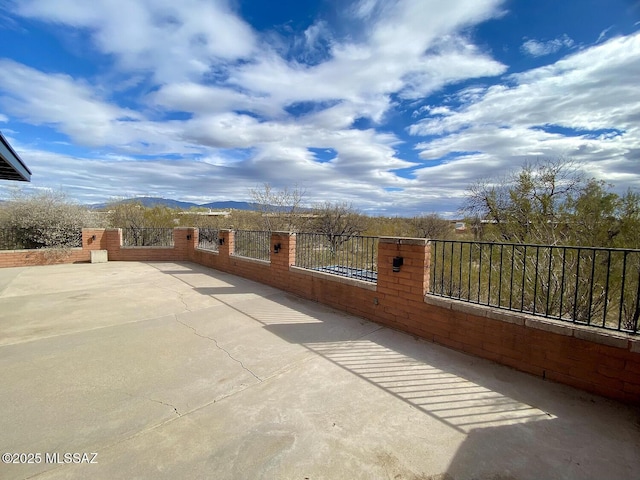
[460,158,640,247]
[465,159,564,242]
[568,182,640,249]
[106,201,179,246]
[107,201,177,229]
[456,159,640,329]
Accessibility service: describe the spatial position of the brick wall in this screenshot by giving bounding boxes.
[188,231,640,403]
[0,229,108,268]
[102,228,194,262]
[2,227,638,403]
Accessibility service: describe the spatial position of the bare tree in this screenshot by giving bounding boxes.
[249,183,307,231]
[309,201,367,251]
[410,213,452,239]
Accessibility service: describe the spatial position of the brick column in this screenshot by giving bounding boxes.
[104,228,123,260]
[188,227,198,260]
[218,229,234,257]
[82,228,107,250]
[270,231,295,277]
[173,227,196,260]
[376,237,430,323]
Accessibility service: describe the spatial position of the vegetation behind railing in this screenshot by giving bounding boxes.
[197,228,219,252]
[234,230,270,261]
[121,228,174,247]
[0,227,23,250]
[295,232,378,283]
[0,226,82,250]
[429,240,640,334]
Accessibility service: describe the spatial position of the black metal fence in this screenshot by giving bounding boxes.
[121,228,174,247]
[234,230,270,261]
[0,228,22,250]
[295,233,378,283]
[0,227,82,250]
[429,240,640,334]
[197,228,219,252]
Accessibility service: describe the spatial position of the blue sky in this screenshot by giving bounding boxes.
[0,0,639,216]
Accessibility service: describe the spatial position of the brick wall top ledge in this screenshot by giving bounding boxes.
[290,266,377,291]
[121,246,174,250]
[230,255,270,266]
[0,247,83,253]
[424,294,637,350]
[379,237,427,245]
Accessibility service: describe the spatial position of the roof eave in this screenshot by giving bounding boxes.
[0,132,31,182]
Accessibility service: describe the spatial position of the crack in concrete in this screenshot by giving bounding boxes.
[357,325,385,340]
[177,292,192,312]
[154,283,193,313]
[145,396,182,417]
[175,315,262,382]
[86,384,182,417]
[133,395,182,417]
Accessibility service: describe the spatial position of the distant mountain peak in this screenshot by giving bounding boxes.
[89,197,258,211]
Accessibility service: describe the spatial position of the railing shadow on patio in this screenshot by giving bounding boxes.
[147,261,640,478]
[153,262,555,433]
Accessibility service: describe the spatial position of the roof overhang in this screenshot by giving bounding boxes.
[0,132,31,182]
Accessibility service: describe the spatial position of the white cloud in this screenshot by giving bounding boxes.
[399,36,506,99]
[150,83,283,118]
[15,0,257,83]
[413,33,640,136]
[351,0,379,20]
[12,0,508,129]
[596,26,614,43]
[521,34,575,57]
[15,0,639,216]
[0,139,420,213]
[229,0,506,106]
[410,32,640,198]
[0,59,140,145]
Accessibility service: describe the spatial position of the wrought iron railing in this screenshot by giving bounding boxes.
[0,227,22,250]
[197,228,219,252]
[429,240,640,334]
[121,228,174,247]
[0,227,82,249]
[234,230,270,261]
[295,233,378,283]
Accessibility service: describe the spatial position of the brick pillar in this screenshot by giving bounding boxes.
[82,228,107,250]
[173,227,196,260]
[188,227,198,261]
[377,237,429,303]
[218,230,234,257]
[271,231,295,267]
[104,228,123,260]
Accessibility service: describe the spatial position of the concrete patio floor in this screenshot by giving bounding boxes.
[0,261,638,480]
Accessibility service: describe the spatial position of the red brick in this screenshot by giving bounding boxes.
[6,231,639,403]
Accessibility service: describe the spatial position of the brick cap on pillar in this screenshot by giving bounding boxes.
[379,237,427,245]
[272,231,296,235]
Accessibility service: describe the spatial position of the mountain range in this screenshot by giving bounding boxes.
[90,197,258,211]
